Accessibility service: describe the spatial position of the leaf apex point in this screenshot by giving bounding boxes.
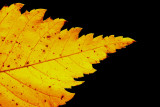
[110,35,115,37]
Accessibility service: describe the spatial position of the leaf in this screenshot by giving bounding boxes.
[0,3,135,107]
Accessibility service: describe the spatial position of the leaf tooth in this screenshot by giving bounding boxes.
[83,33,94,45]
[31,9,47,22]
[3,3,24,12]
[69,27,82,40]
[13,3,24,9]
[93,35,103,41]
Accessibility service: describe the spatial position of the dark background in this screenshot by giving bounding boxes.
[0,0,145,107]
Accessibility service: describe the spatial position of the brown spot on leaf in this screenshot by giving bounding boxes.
[58,37,61,40]
[1,37,6,41]
[42,50,45,53]
[17,54,21,59]
[61,95,64,100]
[25,61,29,64]
[47,36,51,38]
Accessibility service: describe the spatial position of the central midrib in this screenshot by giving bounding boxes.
[0,45,105,72]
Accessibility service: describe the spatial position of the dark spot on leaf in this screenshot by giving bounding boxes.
[47,36,51,38]
[25,61,29,64]
[58,37,61,40]
[42,50,45,52]
[61,95,64,100]
[48,86,51,88]
[44,100,46,102]
[1,37,6,41]
[7,65,10,67]
[17,54,21,59]
[45,45,48,47]
[16,103,18,106]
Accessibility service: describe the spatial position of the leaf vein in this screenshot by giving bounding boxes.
[25,21,64,63]
[0,81,38,106]
[0,46,105,72]
[5,72,60,99]
[0,12,41,71]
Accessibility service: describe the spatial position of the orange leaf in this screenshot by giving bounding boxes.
[0,3,135,107]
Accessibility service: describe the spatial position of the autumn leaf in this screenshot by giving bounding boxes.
[0,3,135,107]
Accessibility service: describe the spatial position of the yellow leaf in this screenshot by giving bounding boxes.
[0,3,135,107]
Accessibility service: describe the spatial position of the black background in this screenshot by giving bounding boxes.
[0,0,145,107]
